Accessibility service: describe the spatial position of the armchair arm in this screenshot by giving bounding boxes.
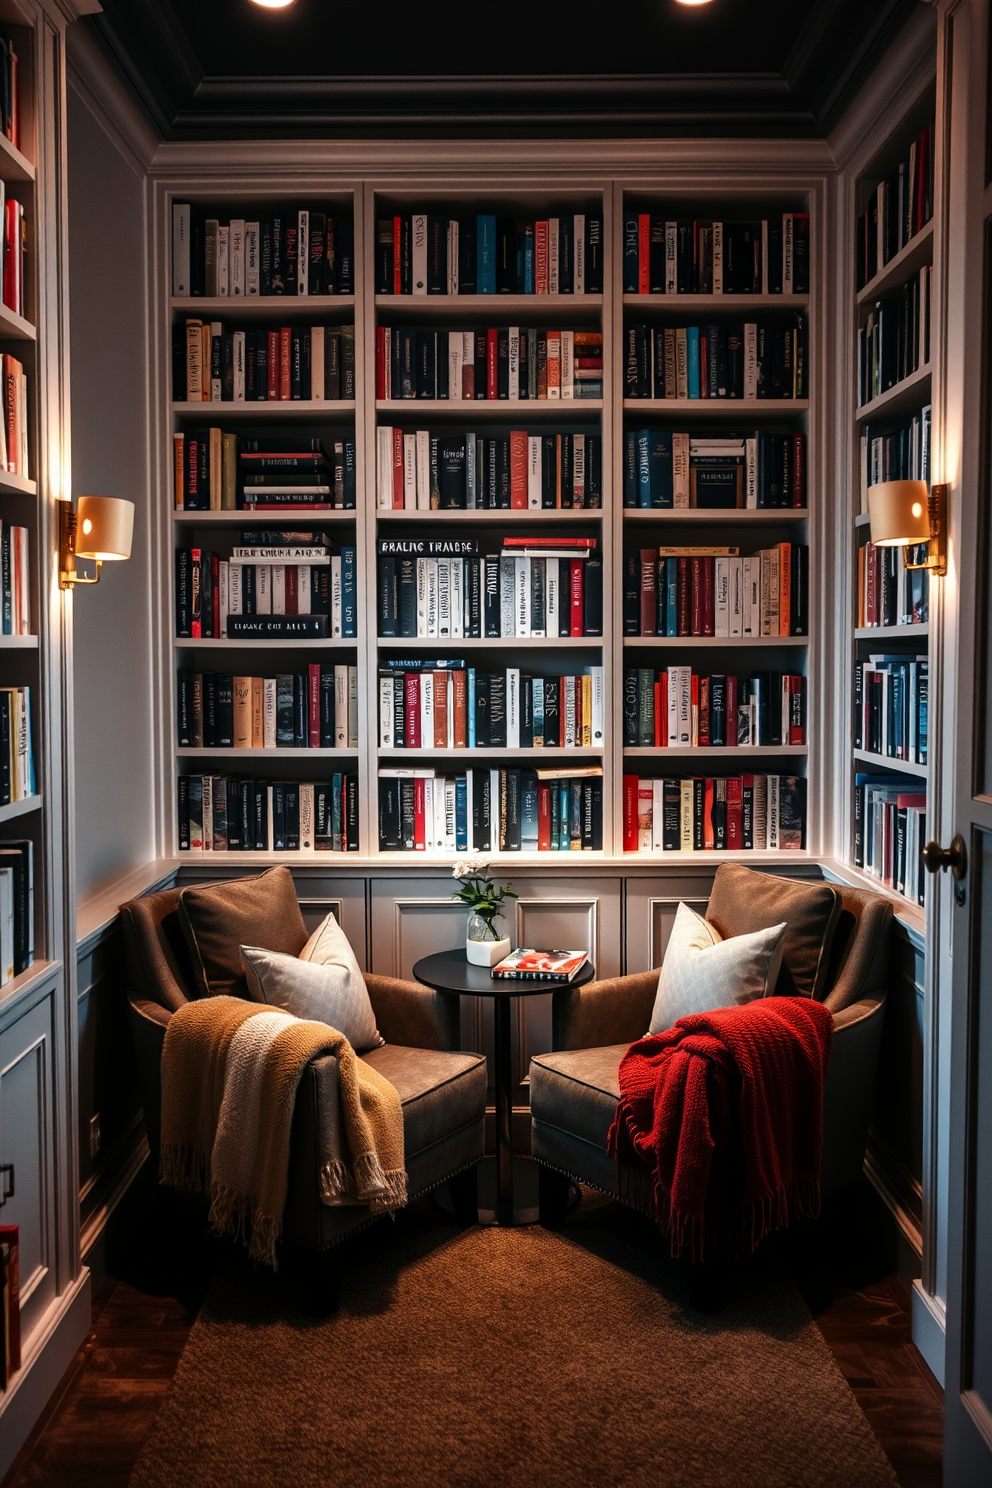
[822,995,886,1198]
[552,970,658,1052]
[364,974,462,1051]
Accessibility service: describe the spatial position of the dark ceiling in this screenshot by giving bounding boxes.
[87,0,925,141]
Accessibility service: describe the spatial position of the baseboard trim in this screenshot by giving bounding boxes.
[911,1280,946,1388]
[0,1270,91,1482]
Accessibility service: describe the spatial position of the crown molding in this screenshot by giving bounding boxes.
[826,3,937,170]
[67,22,160,171]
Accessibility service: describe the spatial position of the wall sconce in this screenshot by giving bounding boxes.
[59,497,134,590]
[866,479,947,575]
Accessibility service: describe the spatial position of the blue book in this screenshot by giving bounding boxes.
[476,215,497,295]
[622,214,639,294]
[331,772,343,847]
[467,668,476,747]
[636,429,652,508]
[665,557,678,636]
[686,327,701,398]
[455,775,468,851]
[649,432,674,508]
[623,431,638,508]
[521,774,539,850]
[550,781,561,851]
[523,227,535,294]
[341,546,356,636]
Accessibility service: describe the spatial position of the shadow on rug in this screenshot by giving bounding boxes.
[128,1190,898,1488]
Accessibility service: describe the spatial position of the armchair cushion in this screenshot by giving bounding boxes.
[178,867,307,1002]
[647,902,786,1033]
[361,1044,486,1156]
[530,1045,627,1151]
[705,864,842,1001]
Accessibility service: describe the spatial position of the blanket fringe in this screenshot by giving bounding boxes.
[160,1143,209,1196]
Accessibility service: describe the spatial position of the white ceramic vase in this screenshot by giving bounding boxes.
[465,912,511,967]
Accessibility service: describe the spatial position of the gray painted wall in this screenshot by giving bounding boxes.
[67,82,156,902]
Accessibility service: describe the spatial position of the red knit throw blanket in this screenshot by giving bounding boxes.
[607,997,834,1263]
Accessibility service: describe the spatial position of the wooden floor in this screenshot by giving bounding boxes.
[2,1188,944,1488]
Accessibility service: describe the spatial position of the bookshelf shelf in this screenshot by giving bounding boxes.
[0,301,35,342]
[623,745,808,758]
[375,294,603,317]
[174,638,358,651]
[853,749,928,779]
[622,293,809,311]
[856,363,931,422]
[378,747,605,760]
[857,221,934,305]
[376,508,604,523]
[0,472,36,497]
[0,960,60,1016]
[855,512,873,528]
[172,400,355,419]
[172,509,356,525]
[855,624,929,640]
[375,399,603,419]
[623,508,808,524]
[171,296,356,317]
[623,399,809,416]
[176,747,359,759]
[0,634,37,649]
[624,636,809,649]
[623,848,812,863]
[0,793,41,824]
[0,130,34,184]
[377,636,601,650]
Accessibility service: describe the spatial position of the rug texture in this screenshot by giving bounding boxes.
[128,1192,898,1488]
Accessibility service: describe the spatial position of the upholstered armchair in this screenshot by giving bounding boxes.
[530,869,894,1227]
[120,883,486,1307]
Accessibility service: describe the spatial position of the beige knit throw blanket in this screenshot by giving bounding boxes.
[160,996,407,1267]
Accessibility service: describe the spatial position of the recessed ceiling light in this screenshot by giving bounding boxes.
[250,0,296,9]
[674,1,715,6]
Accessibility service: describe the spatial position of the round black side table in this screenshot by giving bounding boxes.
[412,949,595,1227]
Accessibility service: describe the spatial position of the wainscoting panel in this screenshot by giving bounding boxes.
[867,922,926,1250]
[625,873,716,974]
[0,988,57,1343]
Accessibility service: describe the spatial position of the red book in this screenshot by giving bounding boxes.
[779,542,791,636]
[623,774,639,851]
[308,664,321,748]
[393,216,403,295]
[486,328,498,400]
[702,558,715,636]
[639,548,657,636]
[413,777,426,850]
[537,784,552,850]
[535,221,549,295]
[375,326,387,399]
[3,200,19,314]
[266,330,279,400]
[392,427,405,509]
[0,1224,20,1379]
[691,673,700,747]
[404,674,420,748]
[698,674,710,746]
[211,553,220,637]
[677,555,690,635]
[285,566,298,614]
[638,214,650,294]
[703,777,715,850]
[690,558,703,636]
[792,432,805,507]
[653,679,662,748]
[570,560,584,636]
[726,776,743,850]
[509,430,528,509]
[502,535,596,550]
[659,670,668,746]
[789,675,806,745]
[279,327,292,399]
[726,674,738,748]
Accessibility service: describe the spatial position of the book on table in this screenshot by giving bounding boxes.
[491,948,588,982]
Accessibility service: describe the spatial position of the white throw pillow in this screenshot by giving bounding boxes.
[647,901,787,1035]
[242,912,383,1052]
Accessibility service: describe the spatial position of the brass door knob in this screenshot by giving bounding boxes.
[922,834,968,881]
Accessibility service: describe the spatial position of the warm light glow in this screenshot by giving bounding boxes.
[74,496,134,561]
[911,502,923,518]
[250,0,296,8]
[673,1,715,6]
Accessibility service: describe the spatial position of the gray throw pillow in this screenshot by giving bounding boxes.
[242,912,383,1052]
[647,901,787,1035]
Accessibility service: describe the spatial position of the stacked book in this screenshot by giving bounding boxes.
[623,212,810,295]
[623,429,805,509]
[173,438,357,512]
[0,838,31,984]
[377,536,602,639]
[854,654,928,764]
[0,523,30,635]
[178,774,358,852]
[378,765,604,852]
[860,406,931,510]
[857,541,929,628]
[177,666,358,750]
[856,118,934,288]
[376,427,603,510]
[379,659,605,749]
[173,320,355,402]
[376,327,602,400]
[858,268,931,407]
[624,318,806,400]
[854,773,926,904]
[623,668,806,748]
[622,773,806,851]
[376,212,604,295]
[175,534,357,640]
[172,203,354,297]
[623,544,809,637]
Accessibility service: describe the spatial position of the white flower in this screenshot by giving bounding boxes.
[452,855,490,881]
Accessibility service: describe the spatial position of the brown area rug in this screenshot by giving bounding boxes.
[129,1192,898,1488]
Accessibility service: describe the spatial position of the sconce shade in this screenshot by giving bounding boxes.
[866,479,931,547]
[74,496,134,561]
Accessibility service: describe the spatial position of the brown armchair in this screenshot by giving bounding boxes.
[120,884,486,1306]
[529,874,893,1226]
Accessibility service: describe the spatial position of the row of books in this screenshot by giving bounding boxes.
[0,354,26,477]
[175,543,358,639]
[178,774,359,852]
[622,773,806,851]
[623,545,809,638]
[177,667,359,750]
[623,668,806,749]
[172,204,354,298]
[0,689,33,805]
[173,321,355,403]
[624,318,806,401]
[0,1221,19,1388]
[854,774,926,905]
[173,435,357,512]
[622,430,806,510]
[860,406,931,507]
[622,214,810,296]
[0,33,20,151]
[0,839,32,983]
[858,268,931,408]
[855,655,928,766]
[376,213,604,297]
[377,538,603,639]
[379,662,605,750]
[376,327,603,402]
[857,541,929,629]
[378,766,604,853]
[0,194,24,322]
[856,120,934,289]
[376,428,602,511]
[0,524,29,636]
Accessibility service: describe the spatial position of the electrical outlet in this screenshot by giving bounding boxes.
[89,1114,101,1159]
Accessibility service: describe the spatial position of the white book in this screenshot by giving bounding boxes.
[462,332,473,396]
[680,779,694,852]
[465,432,477,509]
[403,433,417,509]
[416,430,431,510]
[210,321,222,401]
[499,556,515,637]
[377,426,393,509]
[299,783,315,852]
[548,218,560,293]
[712,221,723,294]
[233,331,246,401]
[444,777,457,853]
[426,558,439,638]
[437,558,451,638]
[563,676,576,747]
[528,436,542,509]
[676,665,692,746]
[297,563,311,615]
[464,769,474,844]
[590,665,605,746]
[745,436,757,508]
[508,327,520,400]
[172,201,191,296]
[652,779,665,852]
[245,221,260,295]
[715,558,730,637]
[506,668,521,748]
[730,557,744,638]
[546,558,560,635]
[768,546,780,636]
[448,335,463,403]
[666,666,679,748]
[450,558,464,639]
[311,326,325,399]
[412,214,428,295]
[297,210,309,295]
[783,214,795,294]
[219,561,229,638]
[447,220,459,294]
[421,672,434,746]
[761,219,769,295]
[217,225,230,296]
[230,219,245,295]
[334,666,348,748]
[514,556,530,637]
[488,769,500,853]
[752,774,768,848]
[672,433,690,507]
[228,563,242,615]
[331,555,343,636]
[263,678,277,748]
[744,322,758,398]
[560,330,574,400]
[348,666,359,748]
[416,559,429,637]
[574,215,585,293]
[665,222,678,294]
[255,564,271,615]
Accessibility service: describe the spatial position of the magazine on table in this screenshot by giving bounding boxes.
[491,948,588,983]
